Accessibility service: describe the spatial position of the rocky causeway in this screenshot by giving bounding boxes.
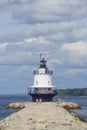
[0,102,87,130]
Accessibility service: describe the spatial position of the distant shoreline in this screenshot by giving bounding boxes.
[59,88,87,96]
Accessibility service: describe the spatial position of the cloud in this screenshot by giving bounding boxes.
[0,0,87,93]
[0,0,87,24]
[0,38,87,69]
[0,0,87,44]
[0,38,87,93]
[60,41,87,66]
[66,68,87,76]
[1,19,87,44]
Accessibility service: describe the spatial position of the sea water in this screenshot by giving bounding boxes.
[0,95,87,121]
[0,94,31,120]
[65,96,87,121]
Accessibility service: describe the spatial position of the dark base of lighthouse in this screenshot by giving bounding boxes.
[30,94,56,102]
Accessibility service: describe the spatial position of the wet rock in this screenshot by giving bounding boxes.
[7,103,25,109]
[57,102,80,110]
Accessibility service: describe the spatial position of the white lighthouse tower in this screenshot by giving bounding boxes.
[28,55,57,102]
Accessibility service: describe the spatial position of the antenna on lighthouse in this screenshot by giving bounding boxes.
[40,53,42,62]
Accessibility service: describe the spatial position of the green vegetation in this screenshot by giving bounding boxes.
[59,88,87,96]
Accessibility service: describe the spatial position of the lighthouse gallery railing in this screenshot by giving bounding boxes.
[28,88,57,94]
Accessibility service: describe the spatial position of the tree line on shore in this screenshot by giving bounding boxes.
[59,88,87,96]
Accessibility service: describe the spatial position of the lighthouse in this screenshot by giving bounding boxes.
[28,55,57,102]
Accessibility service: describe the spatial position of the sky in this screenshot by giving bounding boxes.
[0,0,87,94]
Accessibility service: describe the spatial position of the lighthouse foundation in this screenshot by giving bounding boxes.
[29,93,56,102]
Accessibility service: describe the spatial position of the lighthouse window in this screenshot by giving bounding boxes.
[36,81,38,85]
